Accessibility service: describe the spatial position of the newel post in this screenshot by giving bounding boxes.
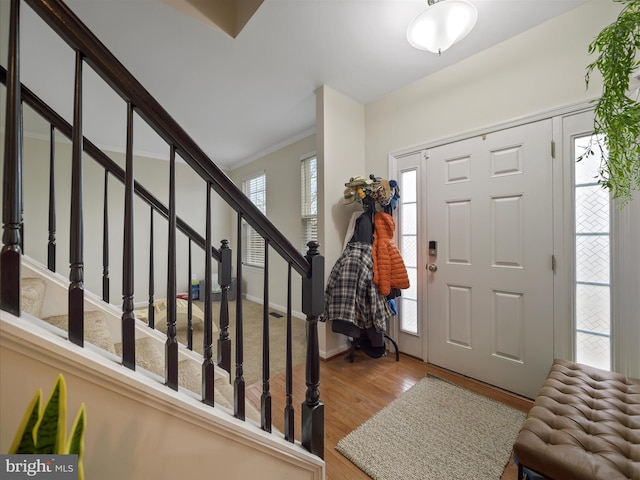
[301,241,324,458]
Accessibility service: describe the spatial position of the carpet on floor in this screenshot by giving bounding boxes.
[336,375,526,480]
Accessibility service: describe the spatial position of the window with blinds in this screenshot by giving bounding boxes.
[241,171,266,267]
[301,154,317,251]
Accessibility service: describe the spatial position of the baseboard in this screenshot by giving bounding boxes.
[244,294,306,321]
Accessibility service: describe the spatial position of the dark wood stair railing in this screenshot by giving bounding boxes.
[1,0,325,459]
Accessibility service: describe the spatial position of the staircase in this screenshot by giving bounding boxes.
[1,0,325,477]
[19,257,257,421]
[2,256,324,478]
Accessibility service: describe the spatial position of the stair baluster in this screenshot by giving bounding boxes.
[68,50,84,347]
[166,145,179,389]
[202,182,215,406]
[261,240,272,432]
[148,207,155,329]
[48,124,57,273]
[0,0,22,317]
[284,264,294,442]
[121,101,135,369]
[217,240,232,374]
[234,212,246,421]
[187,239,193,350]
[102,170,109,303]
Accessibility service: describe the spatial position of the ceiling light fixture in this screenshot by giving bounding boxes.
[407,0,478,55]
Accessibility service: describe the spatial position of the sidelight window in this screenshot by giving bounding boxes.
[574,135,611,370]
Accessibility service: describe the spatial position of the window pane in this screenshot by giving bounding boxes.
[574,134,610,371]
[401,235,417,268]
[574,134,605,185]
[400,298,418,335]
[576,284,610,335]
[401,203,417,235]
[399,168,418,335]
[576,235,610,284]
[402,170,417,202]
[576,332,610,371]
[576,185,609,233]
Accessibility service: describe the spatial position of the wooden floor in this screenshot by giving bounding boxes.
[247,351,532,480]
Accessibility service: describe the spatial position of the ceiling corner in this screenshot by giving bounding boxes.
[160,0,264,38]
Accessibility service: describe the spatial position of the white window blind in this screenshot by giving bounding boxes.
[241,171,266,267]
[301,154,317,251]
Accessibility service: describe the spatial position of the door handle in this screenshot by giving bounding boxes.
[427,263,438,272]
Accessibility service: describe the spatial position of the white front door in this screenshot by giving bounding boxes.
[425,120,554,398]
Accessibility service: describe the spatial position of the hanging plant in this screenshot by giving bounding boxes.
[585,0,640,207]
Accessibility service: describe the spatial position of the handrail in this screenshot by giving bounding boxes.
[24,0,310,276]
[0,65,220,262]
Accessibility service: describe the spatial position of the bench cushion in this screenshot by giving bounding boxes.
[514,359,640,480]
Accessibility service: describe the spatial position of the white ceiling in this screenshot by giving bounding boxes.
[7,0,589,169]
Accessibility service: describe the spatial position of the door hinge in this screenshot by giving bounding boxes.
[551,140,556,159]
[552,254,556,273]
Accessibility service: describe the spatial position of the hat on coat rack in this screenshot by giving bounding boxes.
[343,187,357,204]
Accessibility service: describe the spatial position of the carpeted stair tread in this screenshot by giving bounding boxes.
[21,277,47,318]
[177,359,261,423]
[44,310,117,355]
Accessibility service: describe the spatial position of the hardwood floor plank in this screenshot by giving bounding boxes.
[247,351,530,480]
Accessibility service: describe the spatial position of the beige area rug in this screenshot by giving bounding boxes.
[149,299,308,386]
[336,376,526,480]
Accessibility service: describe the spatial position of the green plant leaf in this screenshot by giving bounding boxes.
[34,373,67,454]
[7,389,42,454]
[585,0,640,207]
[67,403,86,480]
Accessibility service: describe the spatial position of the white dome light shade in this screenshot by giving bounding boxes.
[407,0,478,54]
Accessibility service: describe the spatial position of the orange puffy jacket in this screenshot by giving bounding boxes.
[372,212,410,296]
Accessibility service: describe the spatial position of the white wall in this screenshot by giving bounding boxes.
[365,0,622,175]
[315,85,366,358]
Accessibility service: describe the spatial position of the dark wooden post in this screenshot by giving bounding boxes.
[68,50,85,347]
[261,240,272,433]
[166,146,178,389]
[1,0,22,317]
[217,239,232,374]
[284,264,295,442]
[121,101,135,369]
[147,207,155,328]
[202,182,215,405]
[48,124,57,273]
[234,212,245,421]
[187,239,193,350]
[102,170,109,302]
[301,241,324,458]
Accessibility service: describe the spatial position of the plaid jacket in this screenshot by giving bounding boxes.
[321,242,393,332]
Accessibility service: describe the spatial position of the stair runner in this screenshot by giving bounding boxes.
[19,276,259,422]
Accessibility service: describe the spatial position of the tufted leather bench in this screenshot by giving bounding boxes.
[513,359,640,480]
